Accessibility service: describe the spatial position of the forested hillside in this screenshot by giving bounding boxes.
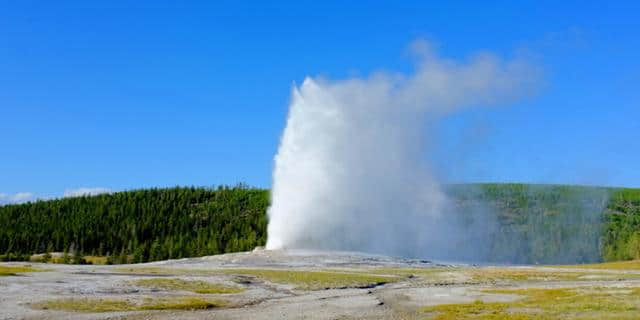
[602,188,640,261]
[446,184,640,264]
[0,186,268,263]
[0,184,639,264]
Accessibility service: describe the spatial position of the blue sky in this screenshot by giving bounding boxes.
[1,1,639,202]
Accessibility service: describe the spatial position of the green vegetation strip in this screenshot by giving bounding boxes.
[219,269,400,290]
[117,265,640,286]
[349,267,456,284]
[116,266,216,276]
[422,287,640,320]
[36,296,228,312]
[460,267,640,283]
[557,259,640,271]
[467,268,584,282]
[133,278,244,294]
[380,267,634,284]
[369,267,448,276]
[2,184,640,264]
[117,267,400,290]
[0,186,268,264]
[0,265,44,276]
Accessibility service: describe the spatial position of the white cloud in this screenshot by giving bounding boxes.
[63,188,112,198]
[0,192,34,205]
[0,187,113,205]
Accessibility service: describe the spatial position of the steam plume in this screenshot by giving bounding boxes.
[266,41,539,258]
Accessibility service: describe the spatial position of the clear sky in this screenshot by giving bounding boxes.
[1,1,639,203]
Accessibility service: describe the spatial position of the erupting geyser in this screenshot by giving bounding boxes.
[266,41,539,258]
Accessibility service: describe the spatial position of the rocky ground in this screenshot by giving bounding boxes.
[2,249,640,320]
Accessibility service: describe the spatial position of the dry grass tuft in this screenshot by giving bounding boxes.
[115,266,212,275]
[83,256,108,265]
[422,286,640,319]
[465,268,585,283]
[116,267,400,290]
[35,296,228,312]
[219,269,400,290]
[133,278,244,294]
[0,264,44,276]
[557,259,640,271]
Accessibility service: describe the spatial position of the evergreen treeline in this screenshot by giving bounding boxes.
[602,188,640,261]
[447,184,609,264]
[446,184,640,263]
[0,185,268,264]
[0,183,638,264]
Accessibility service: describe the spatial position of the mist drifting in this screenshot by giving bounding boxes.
[266,42,540,259]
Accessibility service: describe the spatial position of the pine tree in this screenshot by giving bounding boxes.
[149,239,162,262]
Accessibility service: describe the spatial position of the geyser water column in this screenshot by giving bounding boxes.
[266,42,539,258]
[266,77,445,256]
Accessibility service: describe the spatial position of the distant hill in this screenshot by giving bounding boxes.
[0,184,638,264]
[445,184,640,264]
[0,185,268,264]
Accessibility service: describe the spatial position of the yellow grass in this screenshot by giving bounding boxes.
[369,267,448,277]
[83,256,108,265]
[219,269,400,290]
[557,259,640,271]
[115,266,212,275]
[133,278,244,294]
[422,286,640,319]
[116,267,400,290]
[36,296,228,312]
[29,253,108,265]
[0,265,44,276]
[466,268,584,282]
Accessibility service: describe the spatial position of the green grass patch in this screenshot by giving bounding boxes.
[465,268,588,283]
[115,265,640,286]
[557,259,640,271]
[219,269,400,290]
[365,267,459,284]
[116,267,400,290]
[369,267,449,277]
[35,296,228,312]
[132,278,244,294]
[0,265,44,276]
[422,287,640,319]
[115,266,214,276]
[465,267,640,283]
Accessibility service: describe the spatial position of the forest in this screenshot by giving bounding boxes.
[446,184,640,264]
[0,185,268,264]
[0,183,639,264]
